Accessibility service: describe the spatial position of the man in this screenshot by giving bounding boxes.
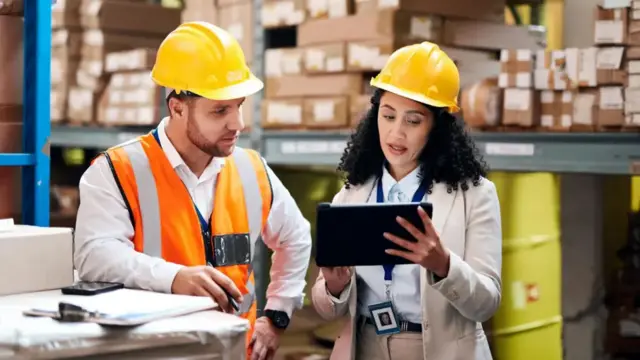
[74,22,312,360]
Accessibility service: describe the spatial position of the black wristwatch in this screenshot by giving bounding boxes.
[264,309,290,330]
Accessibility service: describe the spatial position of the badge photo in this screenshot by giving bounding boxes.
[368,301,401,335]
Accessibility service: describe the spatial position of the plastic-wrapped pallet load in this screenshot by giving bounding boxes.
[0,15,23,221]
[0,284,248,359]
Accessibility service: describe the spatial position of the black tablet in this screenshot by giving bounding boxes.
[315,202,434,267]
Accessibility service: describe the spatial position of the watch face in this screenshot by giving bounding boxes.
[276,314,289,327]
[268,311,289,329]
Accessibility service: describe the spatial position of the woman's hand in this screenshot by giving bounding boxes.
[321,267,352,297]
[384,206,451,278]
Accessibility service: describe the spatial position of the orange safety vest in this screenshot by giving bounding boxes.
[98,130,272,351]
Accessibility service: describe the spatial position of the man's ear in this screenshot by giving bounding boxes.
[168,97,185,117]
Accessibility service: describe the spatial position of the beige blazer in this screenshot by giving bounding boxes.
[311,177,502,360]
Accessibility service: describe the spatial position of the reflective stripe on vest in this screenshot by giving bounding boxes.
[119,141,263,316]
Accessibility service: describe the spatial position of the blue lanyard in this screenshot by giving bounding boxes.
[377,175,428,283]
[151,129,211,239]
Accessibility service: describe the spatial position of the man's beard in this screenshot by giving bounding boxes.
[186,112,233,157]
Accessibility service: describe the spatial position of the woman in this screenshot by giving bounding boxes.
[311,42,502,360]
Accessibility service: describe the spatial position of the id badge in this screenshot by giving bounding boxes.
[210,233,251,267]
[367,301,401,335]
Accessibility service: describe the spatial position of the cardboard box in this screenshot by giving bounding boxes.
[52,29,82,61]
[0,225,74,296]
[265,74,363,98]
[347,39,398,72]
[349,94,370,127]
[595,47,627,85]
[242,94,255,131]
[262,0,306,28]
[306,0,353,19]
[498,49,534,88]
[502,88,539,127]
[627,59,640,88]
[79,0,181,36]
[625,87,640,114]
[81,30,165,62]
[51,87,69,123]
[628,46,640,59]
[539,90,573,130]
[182,0,217,22]
[52,0,81,29]
[626,113,640,126]
[597,86,625,127]
[265,48,305,79]
[261,98,304,128]
[571,90,598,129]
[68,86,98,124]
[97,72,162,126]
[303,43,347,74]
[297,10,443,46]
[594,6,628,45]
[460,78,501,128]
[353,0,504,23]
[443,20,542,51]
[51,56,79,90]
[534,48,596,90]
[303,96,349,128]
[218,2,254,63]
[76,67,108,93]
[105,49,157,73]
[444,47,500,88]
[629,19,640,45]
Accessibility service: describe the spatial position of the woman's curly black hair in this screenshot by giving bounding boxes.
[337,89,489,194]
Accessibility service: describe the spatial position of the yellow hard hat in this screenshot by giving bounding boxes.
[370,42,460,113]
[151,21,263,100]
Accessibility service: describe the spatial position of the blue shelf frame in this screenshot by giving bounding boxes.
[0,2,51,226]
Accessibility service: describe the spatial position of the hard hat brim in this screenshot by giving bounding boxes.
[190,74,265,101]
[370,78,460,113]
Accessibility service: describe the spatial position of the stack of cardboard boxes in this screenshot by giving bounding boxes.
[96,49,164,127]
[260,0,542,130]
[51,0,181,126]
[625,0,640,127]
[51,0,82,124]
[496,1,640,132]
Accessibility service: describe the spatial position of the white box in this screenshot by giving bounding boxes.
[0,225,74,295]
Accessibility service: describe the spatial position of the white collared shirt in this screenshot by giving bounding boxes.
[74,118,312,317]
[355,166,424,323]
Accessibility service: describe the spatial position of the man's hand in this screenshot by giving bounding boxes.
[171,266,243,313]
[249,317,282,360]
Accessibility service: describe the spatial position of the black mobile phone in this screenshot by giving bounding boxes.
[60,281,124,296]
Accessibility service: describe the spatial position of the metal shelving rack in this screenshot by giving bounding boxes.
[261,130,640,175]
[47,0,640,176]
[0,3,51,226]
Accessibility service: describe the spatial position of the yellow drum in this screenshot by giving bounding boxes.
[489,173,563,360]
